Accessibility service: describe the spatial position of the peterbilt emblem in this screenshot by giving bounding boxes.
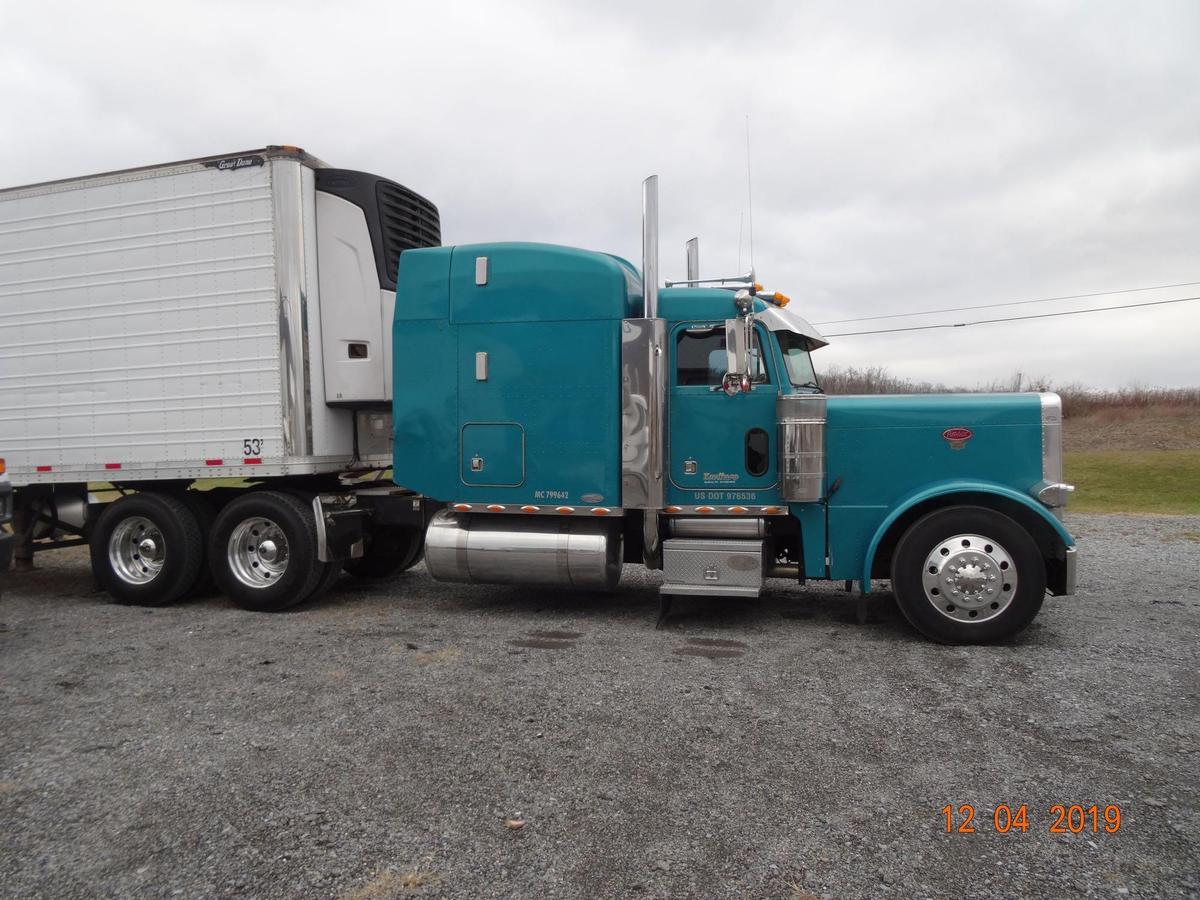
[942,427,973,450]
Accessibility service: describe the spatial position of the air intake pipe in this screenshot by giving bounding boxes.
[777,394,827,503]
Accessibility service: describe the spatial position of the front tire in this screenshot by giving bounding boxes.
[890,505,1046,644]
[89,493,204,607]
[209,491,325,611]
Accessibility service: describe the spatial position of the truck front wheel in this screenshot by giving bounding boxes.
[209,491,326,612]
[890,505,1046,644]
[90,493,204,607]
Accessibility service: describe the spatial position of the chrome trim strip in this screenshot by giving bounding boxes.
[663,505,788,516]
[1064,545,1077,596]
[272,159,312,457]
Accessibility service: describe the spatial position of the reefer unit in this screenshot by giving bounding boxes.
[0,146,439,485]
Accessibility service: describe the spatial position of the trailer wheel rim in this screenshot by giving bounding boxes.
[108,516,167,585]
[921,533,1017,624]
[227,518,290,589]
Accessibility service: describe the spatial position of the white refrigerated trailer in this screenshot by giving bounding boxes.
[0,146,438,608]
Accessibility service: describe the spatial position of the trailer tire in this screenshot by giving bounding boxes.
[343,526,423,580]
[178,491,218,596]
[90,493,204,607]
[890,505,1045,644]
[209,491,325,612]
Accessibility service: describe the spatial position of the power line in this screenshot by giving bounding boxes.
[814,280,1200,326]
[826,295,1200,337]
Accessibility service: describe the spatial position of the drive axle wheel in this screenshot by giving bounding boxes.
[890,505,1045,644]
[89,493,203,607]
[210,491,325,612]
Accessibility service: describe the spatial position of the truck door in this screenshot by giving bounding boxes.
[668,321,779,502]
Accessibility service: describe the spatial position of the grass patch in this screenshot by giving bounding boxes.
[1065,450,1200,515]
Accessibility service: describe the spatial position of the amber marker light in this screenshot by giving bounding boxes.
[486,504,505,512]
[696,506,715,514]
[453,503,472,512]
[728,506,748,514]
[520,505,538,513]
[591,507,611,516]
[665,505,682,514]
[555,506,575,515]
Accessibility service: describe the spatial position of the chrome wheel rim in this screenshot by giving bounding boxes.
[922,533,1017,624]
[108,516,166,584]
[227,517,289,589]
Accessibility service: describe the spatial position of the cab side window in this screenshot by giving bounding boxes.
[675,325,770,387]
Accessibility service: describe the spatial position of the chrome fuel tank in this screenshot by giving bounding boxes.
[424,511,623,589]
[778,394,827,503]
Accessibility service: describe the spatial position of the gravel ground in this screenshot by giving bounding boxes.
[1,513,1198,900]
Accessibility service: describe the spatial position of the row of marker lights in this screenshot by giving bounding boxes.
[452,503,612,516]
[32,459,264,473]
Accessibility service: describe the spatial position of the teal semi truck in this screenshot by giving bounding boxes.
[0,150,1075,643]
[387,177,1076,643]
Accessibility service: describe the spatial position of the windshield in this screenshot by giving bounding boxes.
[776,331,821,391]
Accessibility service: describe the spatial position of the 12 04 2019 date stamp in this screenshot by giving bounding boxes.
[942,803,1122,834]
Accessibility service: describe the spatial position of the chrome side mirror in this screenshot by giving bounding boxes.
[723,315,753,395]
[721,371,751,396]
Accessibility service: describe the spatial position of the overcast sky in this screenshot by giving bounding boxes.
[2,0,1197,388]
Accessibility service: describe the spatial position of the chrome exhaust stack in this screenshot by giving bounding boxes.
[685,236,699,282]
[642,175,659,318]
[622,176,667,568]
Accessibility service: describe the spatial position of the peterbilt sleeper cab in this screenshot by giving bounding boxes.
[390,178,1077,644]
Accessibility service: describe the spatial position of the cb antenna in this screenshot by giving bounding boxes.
[745,114,755,278]
[737,211,744,274]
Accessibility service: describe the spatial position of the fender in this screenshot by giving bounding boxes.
[860,479,1074,593]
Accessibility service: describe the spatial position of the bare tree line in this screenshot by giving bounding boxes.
[818,365,1200,418]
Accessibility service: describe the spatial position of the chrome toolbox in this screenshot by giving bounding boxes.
[661,537,764,598]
